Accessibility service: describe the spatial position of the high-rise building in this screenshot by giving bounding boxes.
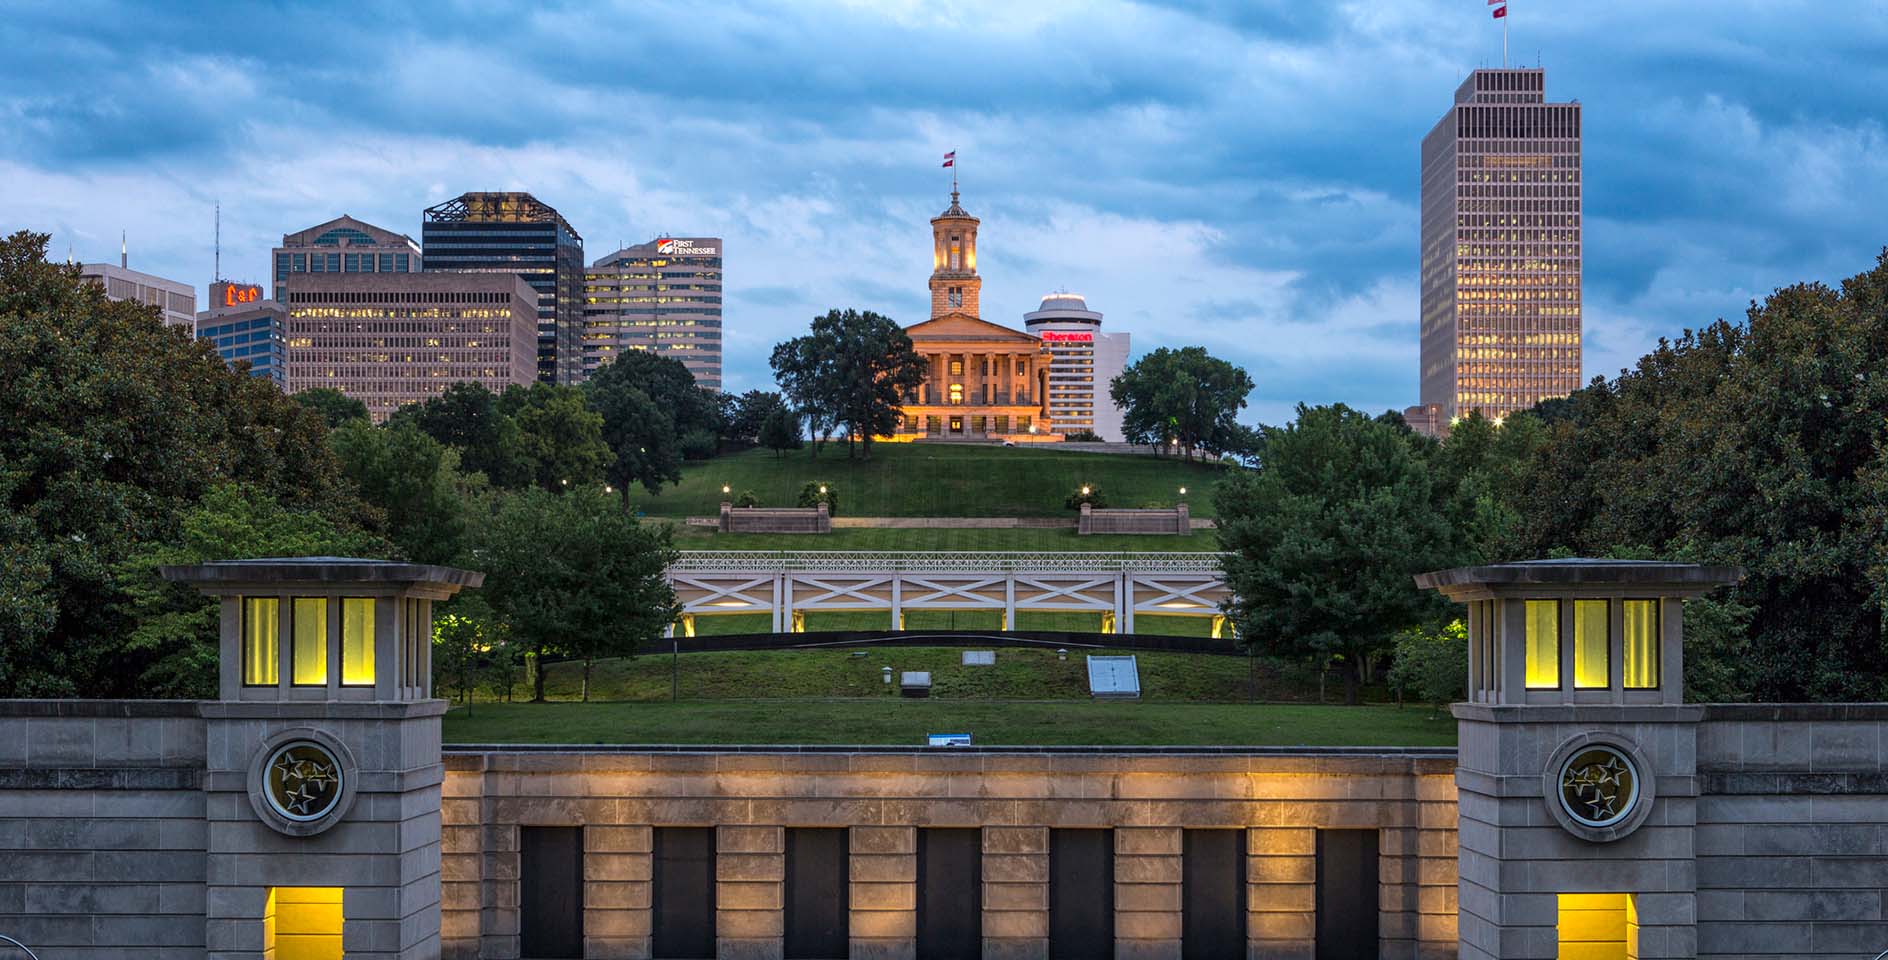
[272,215,421,304]
[283,273,539,422]
[582,237,724,390]
[1021,293,1131,441]
[80,256,196,332]
[1415,67,1583,434]
[422,193,584,386]
[196,281,287,387]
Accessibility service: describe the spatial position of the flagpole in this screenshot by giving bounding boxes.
[1503,2,1509,68]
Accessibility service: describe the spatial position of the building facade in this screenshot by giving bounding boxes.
[582,237,724,390]
[283,273,539,422]
[273,215,421,305]
[196,281,288,387]
[422,193,585,386]
[1416,68,1583,434]
[896,191,1056,442]
[5,556,1888,959]
[1022,293,1131,440]
[80,259,196,332]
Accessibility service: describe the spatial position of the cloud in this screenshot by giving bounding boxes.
[1,0,1881,428]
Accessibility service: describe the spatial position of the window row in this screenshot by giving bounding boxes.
[1523,598,1661,690]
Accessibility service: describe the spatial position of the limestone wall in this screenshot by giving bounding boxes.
[0,700,209,959]
[439,747,1459,960]
[1695,704,1888,959]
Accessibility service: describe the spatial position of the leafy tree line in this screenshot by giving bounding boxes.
[770,309,925,460]
[0,231,679,700]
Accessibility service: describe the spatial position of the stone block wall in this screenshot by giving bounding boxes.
[1078,503,1191,535]
[0,701,208,960]
[437,747,1459,960]
[1695,704,1888,958]
[720,503,831,534]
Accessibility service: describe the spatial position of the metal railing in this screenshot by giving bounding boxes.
[670,550,1229,574]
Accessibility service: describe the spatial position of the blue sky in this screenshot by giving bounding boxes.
[6,0,1884,425]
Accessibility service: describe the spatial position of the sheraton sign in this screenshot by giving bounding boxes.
[1039,330,1094,343]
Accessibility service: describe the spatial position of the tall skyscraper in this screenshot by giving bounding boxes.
[80,256,196,332]
[422,193,584,385]
[272,215,421,304]
[283,273,539,422]
[196,281,288,387]
[1021,293,1131,441]
[582,237,724,390]
[1416,67,1583,434]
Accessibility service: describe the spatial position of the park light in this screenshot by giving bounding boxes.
[1081,485,1090,496]
[604,485,613,494]
[722,484,731,495]
[1493,415,1506,428]
[819,485,828,495]
[1179,486,1188,496]
[560,478,568,487]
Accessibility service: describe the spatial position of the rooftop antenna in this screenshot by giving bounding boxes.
[214,201,221,282]
[120,230,127,269]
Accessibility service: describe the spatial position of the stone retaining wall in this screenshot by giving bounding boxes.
[1079,503,1192,535]
[720,502,831,534]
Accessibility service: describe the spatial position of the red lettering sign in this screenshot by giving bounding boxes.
[222,284,262,307]
[1039,330,1093,343]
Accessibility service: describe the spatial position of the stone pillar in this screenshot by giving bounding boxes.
[1247,827,1317,960]
[584,825,652,959]
[982,826,1048,960]
[717,825,784,960]
[440,757,486,960]
[849,826,916,960]
[1115,827,1183,959]
[482,821,520,958]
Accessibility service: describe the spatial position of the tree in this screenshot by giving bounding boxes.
[393,381,532,488]
[588,376,681,506]
[498,383,611,492]
[329,419,474,564]
[770,309,925,460]
[293,387,369,427]
[0,231,357,697]
[112,484,387,698]
[469,487,679,702]
[1500,251,1888,701]
[1110,346,1255,461]
[797,481,838,516]
[596,350,720,443]
[1215,404,1465,704]
[758,406,804,458]
[728,390,791,446]
[1388,619,1468,716]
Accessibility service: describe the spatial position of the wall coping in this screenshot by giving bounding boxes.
[1701,702,1888,721]
[0,699,203,717]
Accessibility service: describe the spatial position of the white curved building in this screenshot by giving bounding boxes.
[1022,293,1130,441]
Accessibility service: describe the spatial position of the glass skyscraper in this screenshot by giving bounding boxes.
[422,193,585,385]
[582,238,724,390]
[1417,68,1583,433]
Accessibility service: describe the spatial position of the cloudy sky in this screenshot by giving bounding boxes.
[6,1,1883,425]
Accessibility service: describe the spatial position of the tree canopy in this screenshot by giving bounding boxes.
[293,387,370,427]
[770,309,925,459]
[1110,346,1255,460]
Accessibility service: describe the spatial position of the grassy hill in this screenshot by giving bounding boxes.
[629,443,1229,518]
[665,525,1213,553]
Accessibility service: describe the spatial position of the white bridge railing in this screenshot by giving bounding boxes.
[665,551,1234,636]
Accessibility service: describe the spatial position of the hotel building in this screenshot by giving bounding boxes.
[80,258,196,332]
[582,237,725,390]
[283,273,538,422]
[196,281,287,387]
[1022,293,1131,440]
[896,191,1057,441]
[272,215,421,305]
[1415,67,1583,434]
[423,192,585,386]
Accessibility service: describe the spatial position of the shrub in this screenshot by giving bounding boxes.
[679,428,719,460]
[1388,619,1468,715]
[734,489,761,508]
[1063,429,1103,442]
[798,481,839,516]
[1064,485,1107,510]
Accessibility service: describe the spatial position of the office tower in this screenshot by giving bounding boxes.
[422,192,584,385]
[283,273,539,422]
[272,215,421,304]
[80,255,196,332]
[196,281,288,387]
[1416,67,1582,434]
[1021,293,1131,441]
[582,237,724,390]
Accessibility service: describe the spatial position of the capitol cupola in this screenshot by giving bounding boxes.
[929,190,981,319]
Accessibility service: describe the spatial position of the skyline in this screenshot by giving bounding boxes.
[6,0,1884,424]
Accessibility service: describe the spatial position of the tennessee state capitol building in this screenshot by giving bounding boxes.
[2,555,1886,959]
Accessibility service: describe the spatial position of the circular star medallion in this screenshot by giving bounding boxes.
[263,741,345,823]
[1556,745,1640,829]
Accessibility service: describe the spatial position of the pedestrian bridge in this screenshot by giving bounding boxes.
[666,551,1233,637]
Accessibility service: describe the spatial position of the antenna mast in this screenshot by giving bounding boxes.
[214,201,221,282]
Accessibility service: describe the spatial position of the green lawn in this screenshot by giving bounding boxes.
[476,646,1366,703]
[441,700,1457,747]
[665,523,1214,553]
[686,610,1214,637]
[630,444,1228,518]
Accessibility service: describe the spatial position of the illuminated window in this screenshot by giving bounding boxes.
[949,360,963,376]
[1524,599,1559,689]
[1623,600,1659,689]
[342,598,375,686]
[243,598,280,686]
[1573,599,1609,689]
[948,384,964,405]
[268,886,343,960]
[293,598,328,686]
[1557,893,1635,960]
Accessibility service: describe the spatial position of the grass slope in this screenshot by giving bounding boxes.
[666,524,1214,553]
[631,444,1227,518]
[442,701,1456,747]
